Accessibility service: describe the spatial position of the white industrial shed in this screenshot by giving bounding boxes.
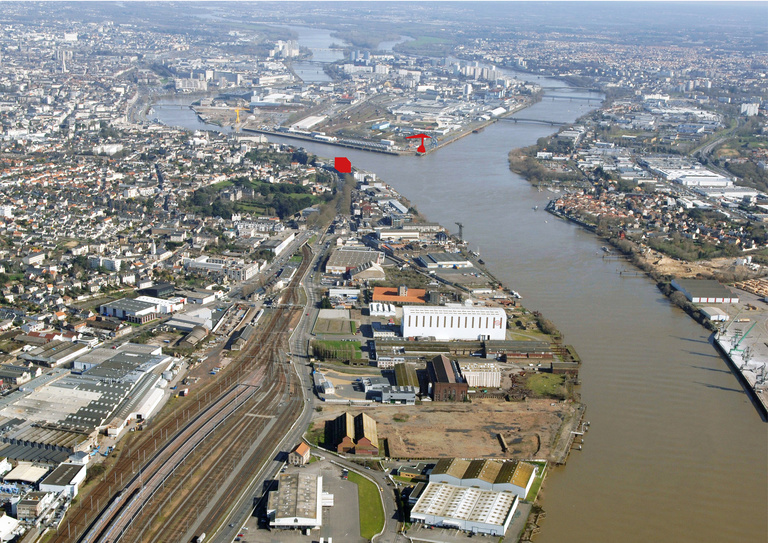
[410,482,518,536]
[268,473,323,529]
[401,306,507,341]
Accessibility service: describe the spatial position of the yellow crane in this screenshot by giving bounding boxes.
[231,106,250,130]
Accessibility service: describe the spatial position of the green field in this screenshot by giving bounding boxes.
[525,462,548,502]
[348,471,385,540]
[312,339,362,360]
[525,373,567,398]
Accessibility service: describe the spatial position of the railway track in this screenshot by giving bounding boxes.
[51,246,311,543]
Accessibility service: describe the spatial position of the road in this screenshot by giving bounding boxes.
[210,239,325,543]
[213,231,409,543]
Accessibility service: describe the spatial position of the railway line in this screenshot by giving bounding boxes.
[50,245,311,543]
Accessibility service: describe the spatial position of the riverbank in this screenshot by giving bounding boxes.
[187,93,539,157]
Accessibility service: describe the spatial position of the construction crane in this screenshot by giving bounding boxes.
[231,106,249,131]
[455,222,464,242]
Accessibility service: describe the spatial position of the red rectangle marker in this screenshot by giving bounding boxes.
[335,157,351,173]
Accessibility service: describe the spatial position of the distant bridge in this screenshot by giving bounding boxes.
[499,117,567,127]
[544,94,603,102]
[540,86,598,91]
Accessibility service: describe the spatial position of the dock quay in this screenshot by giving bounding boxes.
[241,128,403,155]
[550,403,587,464]
[713,334,768,420]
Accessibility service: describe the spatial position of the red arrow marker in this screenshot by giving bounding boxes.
[406,133,431,153]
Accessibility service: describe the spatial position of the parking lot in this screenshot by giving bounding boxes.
[244,458,366,543]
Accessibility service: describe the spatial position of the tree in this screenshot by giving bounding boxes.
[319,297,333,309]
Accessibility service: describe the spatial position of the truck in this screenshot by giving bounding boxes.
[179,388,189,397]
[195,534,206,543]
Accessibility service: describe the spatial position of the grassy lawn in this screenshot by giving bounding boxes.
[312,339,362,359]
[348,471,385,540]
[525,462,547,502]
[525,373,566,398]
[305,422,325,447]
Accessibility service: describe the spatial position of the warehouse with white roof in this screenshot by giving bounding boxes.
[401,306,507,341]
[410,481,519,536]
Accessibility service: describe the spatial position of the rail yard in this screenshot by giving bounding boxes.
[50,245,312,543]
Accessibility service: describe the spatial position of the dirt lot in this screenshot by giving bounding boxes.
[313,318,353,334]
[313,399,578,460]
[647,253,748,278]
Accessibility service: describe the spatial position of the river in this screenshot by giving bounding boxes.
[151,33,767,543]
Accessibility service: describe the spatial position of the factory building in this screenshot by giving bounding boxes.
[14,491,54,522]
[20,341,88,368]
[267,473,323,529]
[373,286,426,305]
[328,412,378,455]
[325,247,384,274]
[261,232,296,256]
[429,458,537,499]
[380,386,417,405]
[410,482,519,536]
[670,279,739,304]
[459,362,501,388]
[401,306,507,341]
[427,355,468,402]
[134,296,186,314]
[418,253,473,269]
[99,298,157,324]
[39,463,87,497]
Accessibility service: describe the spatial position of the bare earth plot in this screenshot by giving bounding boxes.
[313,318,353,334]
[314,399,578,460]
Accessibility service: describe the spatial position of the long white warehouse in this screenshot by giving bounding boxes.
[401,306,507,341]
[410,482,518,536]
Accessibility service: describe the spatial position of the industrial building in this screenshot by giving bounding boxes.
[349,261,386,282]
[369,303,396,317]
[327,412,378,455]
[418,253,474,269]
[99,298,157,324]
[427,355,468,402]
[429,458,536,499]
[260,232,296,256]
[395,363,419,388]
[289,442,311,466]
[380,386,417,404]
[700,307,729,322]
[459,362,501,388]
[20,341,88,368]
[410,482,519,536]
[230,325,254,351]
[671,279,739,304]
[484,340,552,360]
[325,247,384,274]
[401,306,507,341]
[267,473,323,529]
[0,343,173,461]
[371,322,397,338]
[134,295,186,314]
[38,463,87,497]
[137,282,174,298]
[373,286,426,305]
[14,491,54,522]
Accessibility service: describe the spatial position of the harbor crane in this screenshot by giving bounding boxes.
[730,321,757,355]
[455,222,464,242]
